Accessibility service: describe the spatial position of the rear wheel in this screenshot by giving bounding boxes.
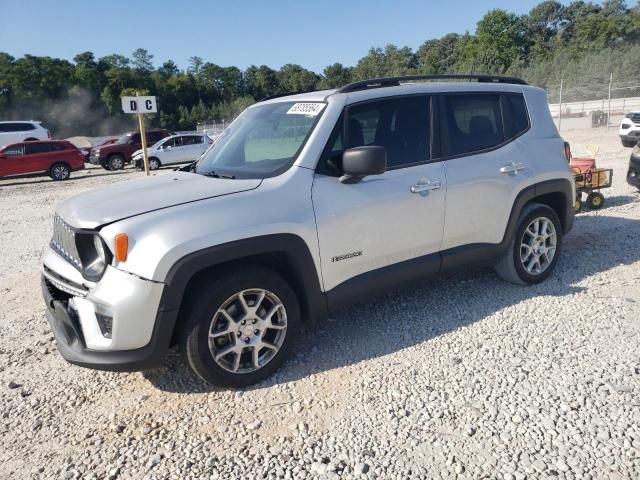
[107,155,125,170]
[49,162,71,181]
[495,203,562,285]
[180,266,300,387]
[586,191,604,210]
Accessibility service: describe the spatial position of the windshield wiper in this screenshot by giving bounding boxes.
[200,171,236,179]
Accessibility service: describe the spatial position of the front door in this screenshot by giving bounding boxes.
[312,95,446,294]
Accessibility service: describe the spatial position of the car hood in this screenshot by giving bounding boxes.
[57,171,262,229]
[131,148,143,157]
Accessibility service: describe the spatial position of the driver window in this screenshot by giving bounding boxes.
[162,138,175,148]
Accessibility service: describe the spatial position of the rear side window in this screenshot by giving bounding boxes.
[25,143,52,155]
[50,143,68,151]
[0,122,35,132]
[442,94,504,156]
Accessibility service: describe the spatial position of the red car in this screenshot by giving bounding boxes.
[0,140,85,181]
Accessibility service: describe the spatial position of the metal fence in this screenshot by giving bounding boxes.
[547,75,640,131]
[196,120,232,138]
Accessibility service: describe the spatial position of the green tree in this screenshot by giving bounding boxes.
[319,63,352,88]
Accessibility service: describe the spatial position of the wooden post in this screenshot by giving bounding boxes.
[136,92,150,176]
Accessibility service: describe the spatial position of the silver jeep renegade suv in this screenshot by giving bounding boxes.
[42,75,575,387]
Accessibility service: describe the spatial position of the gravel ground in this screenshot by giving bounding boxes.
[1,128,639,480]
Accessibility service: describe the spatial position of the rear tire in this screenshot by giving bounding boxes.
[49,162,71,181]
[180,266,300,387]
[495,203,562,285]
[107,155,125,170]
[586,191,604,210]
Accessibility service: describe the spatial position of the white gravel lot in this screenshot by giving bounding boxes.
[1,128,639,480]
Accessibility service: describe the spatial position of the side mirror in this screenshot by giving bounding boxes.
[340,146,386,184]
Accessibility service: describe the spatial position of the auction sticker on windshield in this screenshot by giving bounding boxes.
[286,103,326,116]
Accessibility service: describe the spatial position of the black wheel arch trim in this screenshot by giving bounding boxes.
[159,233,328,326]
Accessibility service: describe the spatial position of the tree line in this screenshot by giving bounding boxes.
[0,0,639,137]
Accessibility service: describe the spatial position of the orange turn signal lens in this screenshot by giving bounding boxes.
[114,233,128,262]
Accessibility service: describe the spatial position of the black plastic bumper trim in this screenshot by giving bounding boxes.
[42,275,176,372]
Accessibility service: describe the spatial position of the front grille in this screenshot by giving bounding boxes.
[51,215,82,269]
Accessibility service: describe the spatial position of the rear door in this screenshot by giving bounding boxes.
[438,92,533,251]
[182,135,208,162]
[312,95,446,294]
[24,142,54,172]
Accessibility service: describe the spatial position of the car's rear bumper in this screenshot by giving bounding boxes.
[628,154,640,188]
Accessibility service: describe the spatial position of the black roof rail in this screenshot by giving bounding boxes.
[336,74,527,93]
[259,89,317,102]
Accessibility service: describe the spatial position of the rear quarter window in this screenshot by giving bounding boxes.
[505,94,529,138]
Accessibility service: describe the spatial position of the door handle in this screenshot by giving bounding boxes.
[500,162,526,174]
[410,180,441,193]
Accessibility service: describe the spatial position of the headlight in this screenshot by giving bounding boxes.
[94,234,106,263]
[76,233,111,280]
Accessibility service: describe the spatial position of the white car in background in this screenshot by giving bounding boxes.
[0,121,50,147]
[620,112,640,147]
[132,133,212,170]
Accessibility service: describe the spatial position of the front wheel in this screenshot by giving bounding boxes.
[622,139,637,148]
[107,155,125,170]
[180,266,300,387]
[148,158,160,170]
[49,162,71,181]
[495,203,562,285]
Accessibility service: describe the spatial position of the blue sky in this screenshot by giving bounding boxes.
[1,0,550,72]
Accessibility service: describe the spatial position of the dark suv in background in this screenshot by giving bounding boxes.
[89,128,172,170]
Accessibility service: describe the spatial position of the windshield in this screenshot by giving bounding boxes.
[194,101,325,179]
[115,133,132,144]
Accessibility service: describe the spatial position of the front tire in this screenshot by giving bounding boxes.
[622,139,637,148]
[180,266,300,387]
[495,203,562,285]
[49,162,71,181]
[148,158,160,170]
[107,155,125,170]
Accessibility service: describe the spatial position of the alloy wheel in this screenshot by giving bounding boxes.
[52,165,70,180]
[207,289,287,374]
[519,217,557,275]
